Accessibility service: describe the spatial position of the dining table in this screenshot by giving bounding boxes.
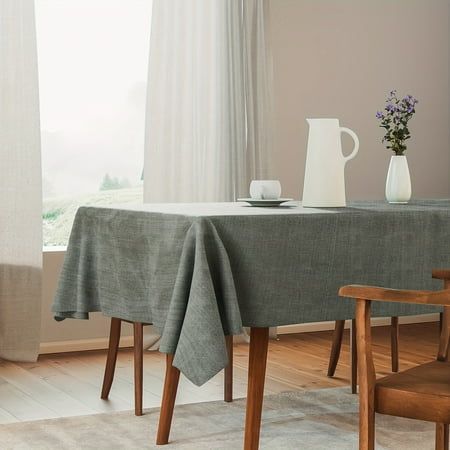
[52,199,450,450]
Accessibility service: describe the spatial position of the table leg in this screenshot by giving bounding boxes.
[156,354,180,445]
[391,316,399,372]
[224,335,233,402]
[101,317,122,399]
[351,319,357,394]
[244,327,269,450]
[327,319,345,377]
[134,322,144,416]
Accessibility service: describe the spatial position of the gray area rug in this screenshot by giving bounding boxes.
[0,388,436,449]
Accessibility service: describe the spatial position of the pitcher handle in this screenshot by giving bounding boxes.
[340,127,359,162]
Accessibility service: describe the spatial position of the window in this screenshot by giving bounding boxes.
[36,0,153,246]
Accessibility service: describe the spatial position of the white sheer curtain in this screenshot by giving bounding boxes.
[0,0,42,361]
[144,0,274,202]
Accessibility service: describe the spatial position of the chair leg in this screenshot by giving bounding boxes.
[244,327,269,450]
[224,335,233,402]
[436,423,449,450]
[356,300,376,450]
[133,322,144,416]
[391,316,399,372]
[156,354,180,445]
[327,320,345,377]
[101,317,122,399]
[351,319,357,394]
[352,316,399,392]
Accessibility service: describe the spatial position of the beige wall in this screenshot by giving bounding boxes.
[269,0,450,200]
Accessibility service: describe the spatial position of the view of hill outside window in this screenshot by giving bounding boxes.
[36,0,153,246]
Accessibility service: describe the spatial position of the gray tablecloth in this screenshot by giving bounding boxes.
[53,200,450,385]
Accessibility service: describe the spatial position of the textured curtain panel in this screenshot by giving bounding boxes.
[0,0,42,361]
[144,0,274,202]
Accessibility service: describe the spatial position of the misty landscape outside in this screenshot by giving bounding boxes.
[36,0,153,246]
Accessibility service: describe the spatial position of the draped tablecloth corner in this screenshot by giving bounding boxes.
[158,217,243,385]
[53,208,244,386]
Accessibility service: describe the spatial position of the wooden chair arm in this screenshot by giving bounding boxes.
[339,285,450,306]
[432,269,450,281]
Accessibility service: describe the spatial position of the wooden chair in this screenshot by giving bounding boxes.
[339,269,450,450]
[328,317,400,393]
[100,317,234,416]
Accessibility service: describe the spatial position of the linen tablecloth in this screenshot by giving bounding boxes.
[53,200,450,385]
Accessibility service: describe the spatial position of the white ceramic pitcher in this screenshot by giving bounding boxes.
[302,118,359,207]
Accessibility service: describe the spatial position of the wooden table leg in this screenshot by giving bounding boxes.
[351,319,357,394]
[224,335,233,402]
[101,318,122,399]
[327,320,345,377]
[156,354,180,445]
[134,322,144,416]
[391,316,399,373]
[244,327,269,450]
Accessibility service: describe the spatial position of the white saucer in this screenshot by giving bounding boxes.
[237,198,294,207]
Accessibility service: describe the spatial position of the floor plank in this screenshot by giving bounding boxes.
[0,360,92,417]
[25,361,130,413]
[0,381,59,421]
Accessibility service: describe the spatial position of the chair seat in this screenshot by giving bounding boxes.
[375,360,450,423]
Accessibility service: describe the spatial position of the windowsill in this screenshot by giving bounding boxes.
[43,246,67,253]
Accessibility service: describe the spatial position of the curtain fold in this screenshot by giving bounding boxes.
[0,0,42,361]
[144,0,274,202]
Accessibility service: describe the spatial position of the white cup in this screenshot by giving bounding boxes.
[249,180,282,200]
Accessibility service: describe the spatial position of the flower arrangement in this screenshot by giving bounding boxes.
[376,90,418,156]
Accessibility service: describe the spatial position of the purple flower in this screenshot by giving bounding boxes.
[404,95,418,106]
[385,103,397,113]
[387,90,397,102]
[403,95,414,106]
[377,90,418,156]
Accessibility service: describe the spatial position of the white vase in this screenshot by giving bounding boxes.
[385,155,411,204]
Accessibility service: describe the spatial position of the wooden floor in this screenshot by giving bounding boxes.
[0,321,441,424]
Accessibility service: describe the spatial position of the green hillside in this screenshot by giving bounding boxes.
[43,187,143,246]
